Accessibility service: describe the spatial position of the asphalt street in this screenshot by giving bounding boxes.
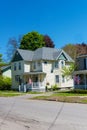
[0,94,87,130]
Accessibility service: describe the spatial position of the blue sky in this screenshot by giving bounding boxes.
[0,0,87,61]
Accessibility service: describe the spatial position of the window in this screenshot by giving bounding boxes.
[55,61,59,68]
[61,61,65,68]
[55,75,59,83]
[38,61,41,66]
[33,62,36,69]
[62,75,65,83]
[44,61,47,64]
[19,62,21,70]
[84,58,87,69]
[15,75,20,82]
[14,63,17,71]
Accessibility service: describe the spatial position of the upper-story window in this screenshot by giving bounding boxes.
[14,63,17,71]
[84,58,87,70]
[38,61,41,66]
[44,61,47,64]
[19,62,21,70]
[55,61,59,68]
[61,61,65,68]
[33,62,36,69]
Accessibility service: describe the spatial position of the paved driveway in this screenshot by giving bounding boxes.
[0,94,87,130]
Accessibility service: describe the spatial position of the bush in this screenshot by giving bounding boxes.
[0,76,12,90]
[73,89,87,94]
[65,89,87,94]
[51,84,59,91]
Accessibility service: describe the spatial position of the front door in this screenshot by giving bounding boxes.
[33,75,38,82]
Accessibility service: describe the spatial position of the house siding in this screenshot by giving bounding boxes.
[2,69,11,78]
[11,61,24,89]
[24,61,31,72]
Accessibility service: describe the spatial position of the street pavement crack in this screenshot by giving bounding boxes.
[48,102,64,130]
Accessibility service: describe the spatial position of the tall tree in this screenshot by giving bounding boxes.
[20,31,45,51]
[62,43,77,60]
[7,35,22,61]
[62,43,87,60]
[76,42,87,56]
[43,35,55,48]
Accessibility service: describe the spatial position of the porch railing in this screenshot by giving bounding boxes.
[27,82,44,89]
[19,82,45,92]
[74,85,87,90]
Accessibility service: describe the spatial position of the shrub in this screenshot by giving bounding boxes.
[0,76,12,90]
[73,89,87,94]
[51,84,59,91]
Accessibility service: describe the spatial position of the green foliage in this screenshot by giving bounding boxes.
[73,89,87,94]
[0,91,25,97]
[62,44,76,60]
[0,76,12,90]
[62,63,76,79]
[20,31,45,50]
[0,54,3,62]
[51,84,59,91]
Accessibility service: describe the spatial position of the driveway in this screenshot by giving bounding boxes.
[0,94,87,130]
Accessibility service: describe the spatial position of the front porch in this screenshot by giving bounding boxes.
[27,82,45,92]
[74,70,87,90]
[20,72,46,92]
[19,82,45,92]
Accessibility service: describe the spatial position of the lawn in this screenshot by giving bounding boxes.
[32,89,87,104]
[0,91,25,97]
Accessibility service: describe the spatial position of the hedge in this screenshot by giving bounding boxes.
[0,76,12,90]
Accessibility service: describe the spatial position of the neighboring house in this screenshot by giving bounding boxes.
[1,65,11,78]
[11,47,74,92]
[74,54,87,89]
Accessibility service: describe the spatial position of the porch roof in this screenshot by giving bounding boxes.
[74,70,87,75]
[23,72,46,75]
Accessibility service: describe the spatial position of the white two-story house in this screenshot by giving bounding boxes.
[11,47,74,91]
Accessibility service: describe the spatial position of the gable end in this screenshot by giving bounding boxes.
[58,53,67,60]
[11,51,23,62]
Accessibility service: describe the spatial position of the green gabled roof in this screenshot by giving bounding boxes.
[1,65,11,73]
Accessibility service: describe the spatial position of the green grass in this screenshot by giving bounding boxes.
[31,89,87,104]
[27,91,44,94]
[0,90,25,97]
[52,91,87,96]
